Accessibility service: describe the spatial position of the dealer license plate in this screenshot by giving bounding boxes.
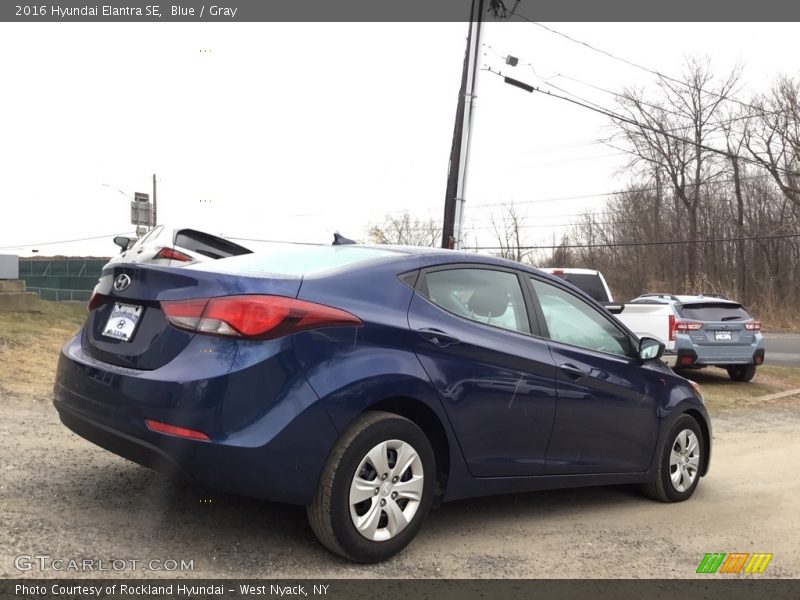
[714,331,732,341]
[102,303,143,342]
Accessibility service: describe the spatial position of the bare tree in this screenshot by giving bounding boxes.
[489,203,531,263]
[744,76,800,207]
[613,58,742,286]
[368,213,441,247]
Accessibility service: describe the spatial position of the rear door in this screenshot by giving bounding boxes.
[527,276,662,474]
[408,265,557,477]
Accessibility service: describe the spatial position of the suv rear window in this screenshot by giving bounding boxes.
[677,303,751,321]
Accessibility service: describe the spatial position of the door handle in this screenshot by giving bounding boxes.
[559,363,587,380]
[417,328,460,348]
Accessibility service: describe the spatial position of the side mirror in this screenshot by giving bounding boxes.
[114,236,134,252]
[639,337,665,362]
[604,303,625,315]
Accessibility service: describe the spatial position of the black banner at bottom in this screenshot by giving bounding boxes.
[3,579,800,600]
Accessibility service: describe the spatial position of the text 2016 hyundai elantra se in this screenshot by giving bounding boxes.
[54,245,711,563]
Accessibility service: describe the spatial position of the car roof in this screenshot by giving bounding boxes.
[203,243,571,280]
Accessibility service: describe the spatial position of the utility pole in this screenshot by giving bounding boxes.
[152,173,158,227]
[441,0,484,249]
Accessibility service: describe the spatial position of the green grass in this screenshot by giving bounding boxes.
[675,365,800,410]
[0,300,88,398]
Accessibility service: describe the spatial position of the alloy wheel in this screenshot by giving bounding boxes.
[668,429,700,492]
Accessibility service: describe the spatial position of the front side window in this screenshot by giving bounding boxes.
[531,278,632,357]
[421,268,530,334]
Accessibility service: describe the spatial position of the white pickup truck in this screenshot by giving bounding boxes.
[539,268,677,355]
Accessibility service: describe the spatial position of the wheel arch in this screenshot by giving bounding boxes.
[682,407,711,476]
[366,396,451,503]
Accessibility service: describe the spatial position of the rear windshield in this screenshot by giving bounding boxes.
[174,229,252,259]
[187,245,403,276]
[555,273,610,302]
[677,302,751,321]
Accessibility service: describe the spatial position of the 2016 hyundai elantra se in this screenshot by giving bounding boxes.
[54,245,711,563]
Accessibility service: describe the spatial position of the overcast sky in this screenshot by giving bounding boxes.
[0,21,798,257]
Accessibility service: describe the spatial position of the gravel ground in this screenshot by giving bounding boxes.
[1,383,799,579]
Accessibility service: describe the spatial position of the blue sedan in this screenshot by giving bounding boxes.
[54,245,711,562]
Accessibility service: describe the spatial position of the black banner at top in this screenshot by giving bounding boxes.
[2,0,800,22]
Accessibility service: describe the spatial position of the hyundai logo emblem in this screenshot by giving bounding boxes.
[113,274,131,292]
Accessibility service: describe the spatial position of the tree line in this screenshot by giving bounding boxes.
[367,59,800,326]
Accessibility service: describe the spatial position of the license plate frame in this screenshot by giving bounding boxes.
[714,330,732,341]
[102,302,143,342]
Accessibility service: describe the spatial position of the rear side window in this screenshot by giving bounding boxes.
[421,268,530,334]
[678,303,751,321]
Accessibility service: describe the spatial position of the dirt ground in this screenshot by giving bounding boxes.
[1,305,799,578]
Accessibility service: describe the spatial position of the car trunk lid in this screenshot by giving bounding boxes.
[83,263,302,370]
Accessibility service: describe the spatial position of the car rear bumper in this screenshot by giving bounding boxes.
[53,333,339,505]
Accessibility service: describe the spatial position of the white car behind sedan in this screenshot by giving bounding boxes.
[106,225,252,268]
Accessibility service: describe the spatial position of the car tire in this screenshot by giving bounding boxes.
[307,411,435,563]
[726,365,756,382]
[642,414,704,503]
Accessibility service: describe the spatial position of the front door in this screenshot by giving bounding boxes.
[528,276,662,474]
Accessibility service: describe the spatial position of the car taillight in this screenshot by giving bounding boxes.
[155,247,193,262]
[145,419,210,441]
[668,314,676,341]
[161,295,362,340]
[87,291,107,311]
[745,321,762,331]
[675,321,703,331]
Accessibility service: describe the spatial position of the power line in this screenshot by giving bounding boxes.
[0,232,137,250]
[465,232,800,251]
[483,66,800,178]
[513,19,767,115]
[484,45,770,143]
[469,172,772,209]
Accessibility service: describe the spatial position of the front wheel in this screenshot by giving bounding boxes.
[642,415,704,502]
[307,411,435,563]
[727,364,756,382]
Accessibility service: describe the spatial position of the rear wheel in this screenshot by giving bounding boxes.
[642,415,703,503]
[727,364,756,382]
[307,411,435,563]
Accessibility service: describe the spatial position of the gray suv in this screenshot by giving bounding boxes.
[629,294,765,381]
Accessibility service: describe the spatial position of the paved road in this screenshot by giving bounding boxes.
[764,333,800,367]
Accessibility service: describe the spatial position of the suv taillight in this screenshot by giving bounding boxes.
[745,320,762,331]
[675,321,703,332]
[161,295,362,340]
[668,314,676,341]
